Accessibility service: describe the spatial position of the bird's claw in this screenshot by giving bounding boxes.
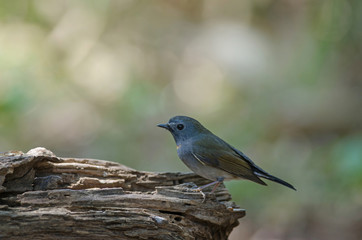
[190,186,201,191]
[189,187,206,202]
[200,190,206,202]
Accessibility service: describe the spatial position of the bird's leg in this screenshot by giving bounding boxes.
[192,177,224,201]
[196,180,219,191]
[210,179,223,194]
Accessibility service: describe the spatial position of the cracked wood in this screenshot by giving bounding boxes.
[0,147,245,240]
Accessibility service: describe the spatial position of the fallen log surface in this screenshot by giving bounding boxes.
[0,147,245,240]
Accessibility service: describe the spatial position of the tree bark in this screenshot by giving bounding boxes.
[0,147,245,240]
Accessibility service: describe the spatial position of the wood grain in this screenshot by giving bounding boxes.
[0,148,245,240]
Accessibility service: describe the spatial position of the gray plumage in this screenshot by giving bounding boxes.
[158,116,296,191]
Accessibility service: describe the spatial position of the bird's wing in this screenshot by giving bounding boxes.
[191,136,266,185]
[224,143,272,176]
[225,139,296,190]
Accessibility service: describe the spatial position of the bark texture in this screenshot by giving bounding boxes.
[0,147,245,240]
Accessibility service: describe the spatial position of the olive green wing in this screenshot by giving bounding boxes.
[191,136,266,185]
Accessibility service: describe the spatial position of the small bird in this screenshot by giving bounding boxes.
[158,116,296,194]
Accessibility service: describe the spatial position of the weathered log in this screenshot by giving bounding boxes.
[0,147,245,240]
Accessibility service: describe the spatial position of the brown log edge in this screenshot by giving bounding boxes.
[0,147,245,240]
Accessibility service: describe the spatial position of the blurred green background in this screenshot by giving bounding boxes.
[0,0,361,239]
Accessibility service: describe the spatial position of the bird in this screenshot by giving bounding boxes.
[157,116,296,195]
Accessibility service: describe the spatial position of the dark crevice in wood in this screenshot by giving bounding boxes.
[159,210,184,216]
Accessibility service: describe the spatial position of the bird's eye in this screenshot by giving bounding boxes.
[176,124,184,130]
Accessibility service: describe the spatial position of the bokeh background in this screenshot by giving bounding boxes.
[1,0,361,239]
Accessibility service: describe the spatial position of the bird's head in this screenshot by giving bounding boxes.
[157,116,210,145]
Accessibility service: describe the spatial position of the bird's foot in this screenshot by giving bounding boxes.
[189,187,206,202]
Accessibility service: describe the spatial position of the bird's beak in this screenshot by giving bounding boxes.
[157,123,170,130]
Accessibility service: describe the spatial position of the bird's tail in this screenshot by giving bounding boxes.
[254,171,296,191]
